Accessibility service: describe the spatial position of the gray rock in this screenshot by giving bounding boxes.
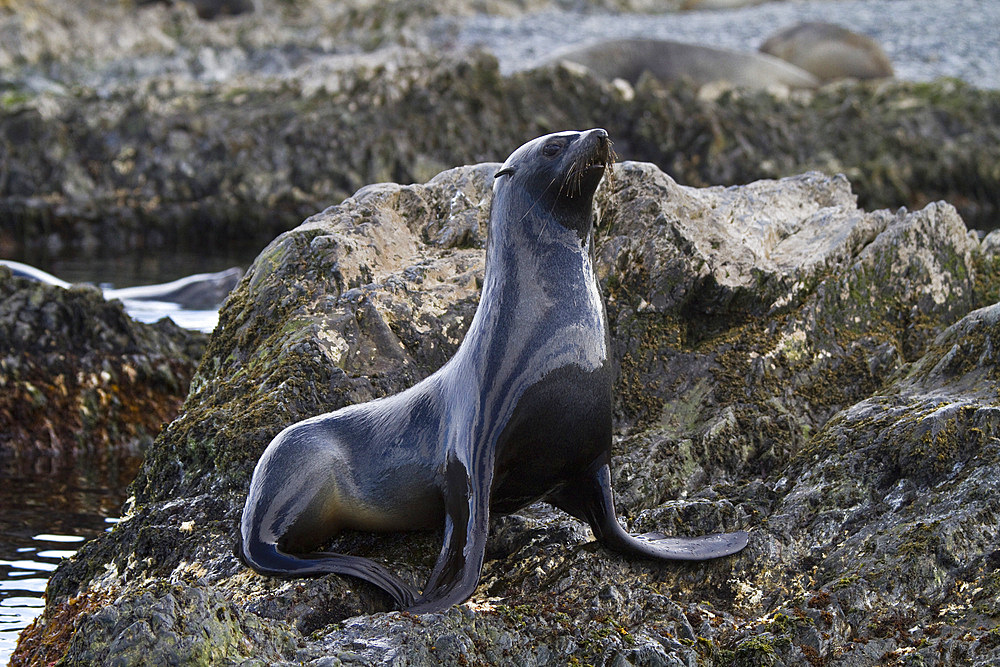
[13,161,1000,665]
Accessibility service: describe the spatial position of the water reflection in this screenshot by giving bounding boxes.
[0,452,142,664]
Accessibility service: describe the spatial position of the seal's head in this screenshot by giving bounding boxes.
[493,128,613,237]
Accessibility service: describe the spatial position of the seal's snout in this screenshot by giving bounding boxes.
[579,128,614,172]
[555,129,615,199]
[585,127,608,146]
[582,128,613,167]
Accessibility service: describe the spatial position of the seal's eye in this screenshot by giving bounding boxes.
[541,142,562,157]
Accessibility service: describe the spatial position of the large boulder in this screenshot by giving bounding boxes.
[13,160,1000,665]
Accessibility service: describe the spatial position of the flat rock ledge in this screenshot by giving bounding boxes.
[13,161,1000,666]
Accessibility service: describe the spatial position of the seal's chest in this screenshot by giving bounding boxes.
[489,361,613,510]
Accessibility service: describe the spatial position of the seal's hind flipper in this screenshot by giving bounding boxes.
[631,530,749,560]
[548,454,749,562]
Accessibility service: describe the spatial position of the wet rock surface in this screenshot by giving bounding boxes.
[0,266,207,456]
[14,162,1000,665]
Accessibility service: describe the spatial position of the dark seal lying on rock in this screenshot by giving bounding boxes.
[237,129,749,612]
[546,38,819,90]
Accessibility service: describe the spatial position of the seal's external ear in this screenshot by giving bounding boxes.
[494,167,515,179]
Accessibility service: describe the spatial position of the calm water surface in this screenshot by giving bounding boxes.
[0,451,143,664]
[8,246,254,288]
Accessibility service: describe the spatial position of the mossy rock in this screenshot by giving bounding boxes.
[15,162,1000,666]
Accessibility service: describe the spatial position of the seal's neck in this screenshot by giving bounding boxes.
[483,201,595,294]
[454,191,606,382]
[481,190,596,324]
[486,183,595,255]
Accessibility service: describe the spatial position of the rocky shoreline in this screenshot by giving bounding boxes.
[3,1,999,261]
[5,54,999,260]
[0,265,207,457]
[12,160,1000,665]
[6,0,1000,664]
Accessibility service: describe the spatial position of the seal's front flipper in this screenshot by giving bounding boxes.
[406,455,492,613]
[548,454,748,562]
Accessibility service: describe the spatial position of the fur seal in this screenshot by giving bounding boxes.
[760,22,894,83]
[548,38,819,90]
[237,129,749,613]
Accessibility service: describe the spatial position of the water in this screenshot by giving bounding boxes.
[0,451,143,664]
[20,248,249,289]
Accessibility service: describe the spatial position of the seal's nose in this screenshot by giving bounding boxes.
[590,129,610,152]
[585,128,612,161]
